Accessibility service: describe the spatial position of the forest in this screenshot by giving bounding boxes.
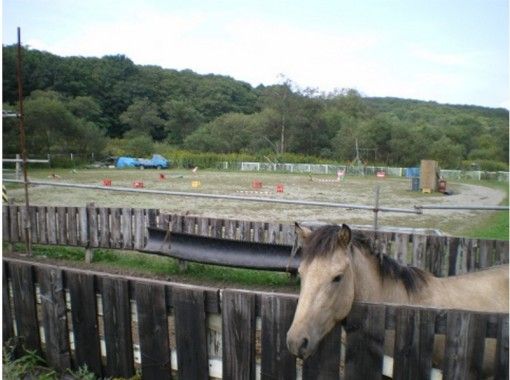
[2,45,509,170]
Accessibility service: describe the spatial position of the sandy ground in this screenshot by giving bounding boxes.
[4,168,507,236]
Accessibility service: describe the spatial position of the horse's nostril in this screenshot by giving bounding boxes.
[297,337,309,357]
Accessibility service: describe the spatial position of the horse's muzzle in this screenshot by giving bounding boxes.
[287,332,315,359]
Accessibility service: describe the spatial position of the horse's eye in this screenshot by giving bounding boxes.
[332,274,343,283]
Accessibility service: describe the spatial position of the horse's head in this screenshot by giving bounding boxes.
[287,223,355,359]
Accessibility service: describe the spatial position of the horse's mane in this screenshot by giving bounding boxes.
[302,225,428,293]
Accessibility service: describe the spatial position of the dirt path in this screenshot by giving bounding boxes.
[5,169,507,235]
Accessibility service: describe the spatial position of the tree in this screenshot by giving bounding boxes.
[184,113,254,153]
[162,100,202,144]
[257,77,298,154]
[119,98,165,140]
[429,136,464,168]
[67,96,103,123]
[124,132,154,157]
[22,90,106,155]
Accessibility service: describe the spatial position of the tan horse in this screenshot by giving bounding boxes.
[286,224,508,376]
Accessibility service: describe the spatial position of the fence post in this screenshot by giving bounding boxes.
[85,202,94,263]
[15,154,21,180]
[6,201,15,252]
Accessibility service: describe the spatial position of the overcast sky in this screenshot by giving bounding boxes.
[3,0,509,108]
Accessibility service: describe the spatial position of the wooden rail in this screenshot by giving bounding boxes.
[3,258,508,379]
[3,204,508,276]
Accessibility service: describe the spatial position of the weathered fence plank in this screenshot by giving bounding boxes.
[3,262,14,343]
[147,208,158,228]
[46,206,57,245]
[210,217,223,239]
[9,261,41,353]
[29,206,38,245]
[87,203,98,248]
[9,204,19,243]
[134,208,145,250]
[496,240,509,265]
[134,281,172,380]
[281,223,294,245]
[443,311,475,379]
[100,277,135,378]
[37,206,48,245]
[240,220,252,242]
[158,213,170,230]
[253,221,265,243]
[78,207,88,246]
[394,233,409,264]
[393,307,436,380]
[67,207,78,246]
[344,303,386,380]
[412,234,427,269]
[494,314,509,380]
[121,208,133,249]
[267,222,280,244]
[427,236,446,276]
[302,323,342,380]
[3,205,10,243]
[19,206,28,243]
[57,207,67,245]
[99,207,110,248]
[67,271,102,376]
[110,208,122,249]
[183,215,196,234]
[224,219,236,239]
[172,214,184,233]
[448,237,460,276]
[37,266,71,371]
[222,290,257,380]
[465,313,488,379]
[260,295,297,380]
[173,287,209,380]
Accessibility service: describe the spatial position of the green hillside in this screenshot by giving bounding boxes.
[3,45,508,170]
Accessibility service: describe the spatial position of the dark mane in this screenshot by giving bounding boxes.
[302,225,428,293]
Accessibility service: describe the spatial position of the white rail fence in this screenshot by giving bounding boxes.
[222,161,509,181]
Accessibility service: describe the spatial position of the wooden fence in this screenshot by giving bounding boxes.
[3,204,508,277]
[3,257,508,379]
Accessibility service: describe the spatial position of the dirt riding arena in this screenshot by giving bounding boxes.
[6,168,506,236]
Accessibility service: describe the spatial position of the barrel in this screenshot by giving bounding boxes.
[411,177,420,191]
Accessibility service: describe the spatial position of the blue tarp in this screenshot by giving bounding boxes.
[115,154,169,169]
[404,167,420,177]
[116,156,139,168]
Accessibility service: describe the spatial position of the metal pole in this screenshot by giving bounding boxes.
[16,27,32,256]
[373,185,381,259]
[415,205,509,211]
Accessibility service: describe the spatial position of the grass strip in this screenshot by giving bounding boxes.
[5,243,297,288]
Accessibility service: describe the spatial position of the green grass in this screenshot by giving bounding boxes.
[461,180,509,240]
[6,243,298,289]
[2,341,102,380]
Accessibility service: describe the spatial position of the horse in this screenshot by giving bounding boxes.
[286,223,508,377]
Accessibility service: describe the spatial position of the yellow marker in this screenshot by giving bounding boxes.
[191,181,201,188]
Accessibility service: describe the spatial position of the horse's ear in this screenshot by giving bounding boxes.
[338,224,352,247]
[295,222,312,240]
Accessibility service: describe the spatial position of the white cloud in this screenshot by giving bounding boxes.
[25,9,382,92]
[409,45,468,66]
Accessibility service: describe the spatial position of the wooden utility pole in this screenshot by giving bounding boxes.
[16,27,32,255]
